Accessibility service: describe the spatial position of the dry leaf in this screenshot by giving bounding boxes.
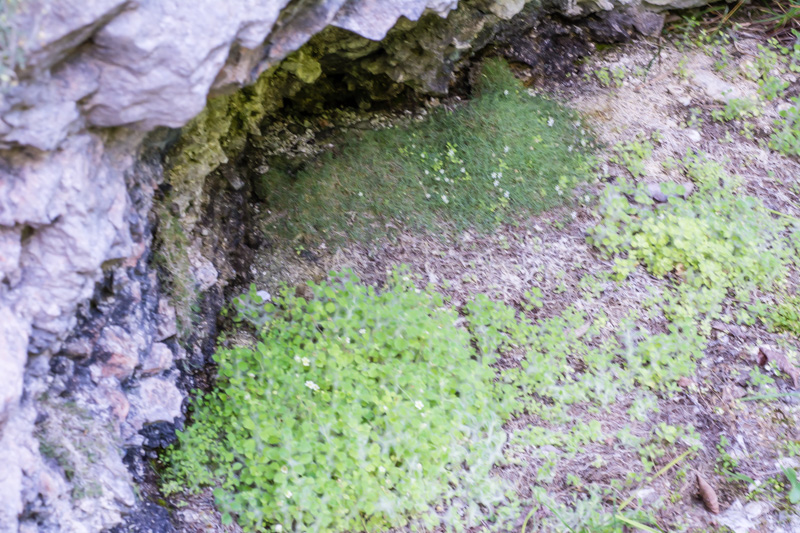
[677,376,694,389]
[697,474,720,514]
[757,345,799,389]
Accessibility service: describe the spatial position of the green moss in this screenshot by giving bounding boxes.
[257,58,595,244]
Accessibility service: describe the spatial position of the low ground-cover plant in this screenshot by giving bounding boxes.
[588,151,792,322]
[770,97,800,157]
[256,58,595,244]
[164,269,518,532]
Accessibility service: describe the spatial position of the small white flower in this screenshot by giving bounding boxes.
[248,372,255,378]
[294,355,301,362]
[301,357,310,367]
[491,172,497,179]
[425,193,431,199]
[285,490,293,499]
[571,211,577,220]
[547,117,555,127]
[416,463,423,471]
[504,146,510,153]
[503,89,509,96]
[345,337,350,344]
[275,525,283,532]
[378,466,386,474]
[414,401,424,410]
[584,194,591,202]
[441,195,449,204]
[439,169,445,174]
[424,169,429,175]
[359,328,366,335]
[305,380,320,391]
[281,465,289,474]
[498,172,502,178]
[568,146,573,152]
[460,167,466,173]
[358,191,364,197]
[493,180,499,187]
[382,405,388,411]
[504,190,510,198]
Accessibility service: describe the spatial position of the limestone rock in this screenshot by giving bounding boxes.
[139,342,173,377]
[95,325,144,381]
[155,298,178,341]
[126,375,184,434]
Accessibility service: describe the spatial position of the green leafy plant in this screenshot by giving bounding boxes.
[784,468,800,504]
[610,135,654,178]
[588,152,791,322]
[256,58,595,244]
[758,76,789,101]
[770,98,800,157]
[711,98,760,122]
[165,269,517,532]
[595,67,612,88]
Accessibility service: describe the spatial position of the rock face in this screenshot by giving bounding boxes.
[0,0,684,530]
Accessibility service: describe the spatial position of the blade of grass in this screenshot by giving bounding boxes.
[618,448,695,512]
[520,506,539,533]
[615,514,663,533]
[740,391,800,401]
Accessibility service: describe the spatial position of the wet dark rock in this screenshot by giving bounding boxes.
[140,421,179,451]
[109,500,176,533]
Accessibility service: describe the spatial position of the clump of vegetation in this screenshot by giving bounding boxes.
[165,269,518,532]
[0,0,23,87]
[711,97,761,122]
[770,97,800,157]
[588,152,792,322]
[764,294,800,337]
[609,133,656,178]
[256,58,594,244]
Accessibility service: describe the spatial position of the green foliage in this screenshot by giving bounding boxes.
[165,269,517,532]
[784,468,800,504]
[610,134,654,178]
[770,97,800,157]
[593,66,626,88]
[256,59,595,244]
[758,76,789,101]
[0,0,23,87]
[764,294,800,336]
[716,435,754,486]
[710,98,760,122]
[588,152,791,321]
[687,108,704,129]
